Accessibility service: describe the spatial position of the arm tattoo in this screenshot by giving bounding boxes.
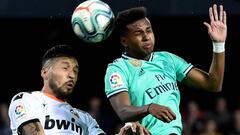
[22,122,44,135]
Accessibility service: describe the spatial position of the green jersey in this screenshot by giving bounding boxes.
[104,51,193,135]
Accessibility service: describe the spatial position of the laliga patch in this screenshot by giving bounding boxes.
[15,103,26,119]
[109,73,123,89]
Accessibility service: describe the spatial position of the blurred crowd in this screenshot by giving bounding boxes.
[0,103,11,135]
[181,97,240,135]
[1,96,240,135]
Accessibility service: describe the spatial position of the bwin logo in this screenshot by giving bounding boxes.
[44,115,82,134]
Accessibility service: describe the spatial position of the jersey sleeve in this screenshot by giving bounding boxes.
[8,92,41,134]
[167,52,193,82]
[104,64,128,98]
[76,109,105,135]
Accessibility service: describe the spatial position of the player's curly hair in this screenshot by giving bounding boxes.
[115,7,147,36]
[42,45,78,67]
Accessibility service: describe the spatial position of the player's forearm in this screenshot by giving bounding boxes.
[208,52,225,92]
[115,104,150,122]
[22,122,45,135]
[109,92,150,122]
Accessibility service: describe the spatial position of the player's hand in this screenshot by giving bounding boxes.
[204,4,227,42]
[116,122,151,135]
[147,103,176,123]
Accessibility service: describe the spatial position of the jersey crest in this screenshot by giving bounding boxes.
[129,59,142,67]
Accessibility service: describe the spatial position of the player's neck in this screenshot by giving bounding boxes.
[41,88,66,102]
[125,52,151,61]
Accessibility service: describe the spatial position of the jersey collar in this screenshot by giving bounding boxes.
[122,52,154,62]
[42,92,66,103]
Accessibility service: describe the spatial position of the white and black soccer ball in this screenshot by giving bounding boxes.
[71,0,115,43]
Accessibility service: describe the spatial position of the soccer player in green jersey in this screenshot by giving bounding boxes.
[104,4,227,135]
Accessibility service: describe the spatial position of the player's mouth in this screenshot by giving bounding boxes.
[66,81,74,89]
[142,43,152,49]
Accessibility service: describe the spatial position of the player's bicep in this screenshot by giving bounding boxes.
[183,67,210,90]
[21,121,44,135]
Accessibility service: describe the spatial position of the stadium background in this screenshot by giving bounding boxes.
[0,0,240,134]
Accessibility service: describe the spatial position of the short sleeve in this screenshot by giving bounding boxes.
[168,52,193,82]
[8,92,41,134]
[104,64,128,98]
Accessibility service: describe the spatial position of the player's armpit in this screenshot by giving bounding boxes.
[19,119,45,135]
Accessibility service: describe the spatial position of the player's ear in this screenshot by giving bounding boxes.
[41,67,48,79]
[120,37,128,48]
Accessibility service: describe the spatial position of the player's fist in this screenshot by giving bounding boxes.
[147,103,176,123]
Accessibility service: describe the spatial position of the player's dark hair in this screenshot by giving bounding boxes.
[115,7,147,36]
[42,44,78,67]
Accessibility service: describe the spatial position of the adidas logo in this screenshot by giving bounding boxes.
[139,68,145,76]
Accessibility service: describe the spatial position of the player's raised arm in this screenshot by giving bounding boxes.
[183,4,226,92]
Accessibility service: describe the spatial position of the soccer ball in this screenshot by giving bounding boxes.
[71,0,115,43]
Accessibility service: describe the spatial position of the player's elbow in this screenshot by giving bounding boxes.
[210,87,222,92]
[120,116,137,123]
[116,107,138,122]
[208,83,223,92]
[117,114,130,122]
[119,116,130,123]
[118,109,134,122]
[214,85,223,92]
[206,77,223,92]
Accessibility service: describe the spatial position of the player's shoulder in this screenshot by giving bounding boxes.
[10,91,40,103]
[70,107,93,120]
[72,107,88,115]
[154,51,179,60]
[154,51,173,57]
[109,57,123,65]
[106,57,126,69]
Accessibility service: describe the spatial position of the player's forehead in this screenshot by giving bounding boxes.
[54,57,79,67]
[126,17,151,30]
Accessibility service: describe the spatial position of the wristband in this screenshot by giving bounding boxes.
[213,42,225,53]
[147,103,152,113]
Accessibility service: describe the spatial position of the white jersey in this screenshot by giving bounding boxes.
[8,91,105,135]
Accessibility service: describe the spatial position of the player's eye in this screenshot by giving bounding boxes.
[62,67,68,70]
[73,68,79,74]
[134,31,142,36]
[146,27,152,33]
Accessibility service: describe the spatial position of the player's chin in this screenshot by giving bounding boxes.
[143,49,153,56]
[66,87,74,93]
[62,89,73,98]
[62,86,74,95]
[142,47,153,53]
[56,89,72,99]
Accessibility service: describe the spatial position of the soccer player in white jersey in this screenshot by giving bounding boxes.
[8,45,151,135]
[104,4,227,135]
